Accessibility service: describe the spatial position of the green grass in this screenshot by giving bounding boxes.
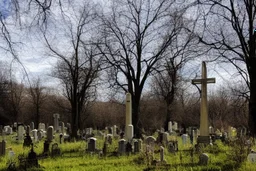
[1,133,256,171]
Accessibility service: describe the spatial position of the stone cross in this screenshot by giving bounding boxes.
[192,61,215,138]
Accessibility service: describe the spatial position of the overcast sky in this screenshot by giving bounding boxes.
[0,0,243,96]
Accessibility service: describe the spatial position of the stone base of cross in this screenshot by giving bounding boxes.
[197,136,211,144]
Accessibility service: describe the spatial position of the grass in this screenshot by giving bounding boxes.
[0,133,256,171]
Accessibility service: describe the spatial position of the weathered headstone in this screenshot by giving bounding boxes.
[43,140,50,154]
[125,93,133,141]
[172,122,178,131]
[30,122,34,130]
[162,132,169,147]
[32,129,38,142]
[47,126,54,142]
[192,61,215,144]
[168,141,178,153]
[18,125,25,141]
[53,113,60,132]
[27,145,39,168]
[38,123,45,131]
[4,126,13,135]
[60,122,65,134]
[145,136,156,145]
[125,142,132,155]
[160,146,165,162]
[199,153,209,165]
[181,134,188,145]
[118,139,126,155]
[51,143,61,157]
[37,129,43,141]
[248,152,256,162]
[134,139,142,153]
[87,137,97,152]
[23,131,33,147]
[168,121,172,133]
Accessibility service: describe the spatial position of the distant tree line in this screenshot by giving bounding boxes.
[0,61,248,134]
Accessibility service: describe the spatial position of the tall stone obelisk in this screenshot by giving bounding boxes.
[192,61,215,143]
[125,93,133,142]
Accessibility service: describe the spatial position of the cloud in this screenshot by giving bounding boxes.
[0,0,11,19]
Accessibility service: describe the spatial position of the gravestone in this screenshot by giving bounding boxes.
[32,129,38,142]
[160,146,165,163]
[199,153,209,165]
[113,125,117,137]
[18,125,25,141]
[145,136,156,145]
[23,132,33,147]
[0,140,6,156]
[162,132,169,147]
[168,141,178,153]
[60,122,65,134]
[30,122,34,130]
[172,122,178,131]
[125,93,133,141]
[181,134,188,145]
[87,137,97,152]
[248,152,256,162]
[47,126,54,142]
[145,136,156,153]
[192,61,215,144]
[51,143,61,157]
[118,139,126,155]
[43,140,50,154]
[37,130,43,141]
[125,142,132,155]
[4,125,13,135]
[168,121,172,133]
[53,113,60,132]
[134,139,142,153]
[38,123,45,131]
[27,145,39,168]
[134,140,139,153]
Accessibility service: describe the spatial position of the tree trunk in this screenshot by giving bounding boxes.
[71,102,78,139]
[248,59,256,136]
[132,94,142,138]
[164,105,171,131]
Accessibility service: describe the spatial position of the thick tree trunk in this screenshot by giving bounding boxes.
[132,94,142,138]
[71,102,79,139]
[248,60,256,136]
[164,106,171,131]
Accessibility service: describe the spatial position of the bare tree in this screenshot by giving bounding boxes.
[195,0,256,135]
[28,77,47,128]
[97,0,196,138]
[44,2,101,138]
[151,29,197,131]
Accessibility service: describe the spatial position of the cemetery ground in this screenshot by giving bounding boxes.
[1,133,256,171]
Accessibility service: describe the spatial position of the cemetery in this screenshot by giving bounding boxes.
[1,0,256,171]
[0,67,256,170]
[0,121,256,171]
